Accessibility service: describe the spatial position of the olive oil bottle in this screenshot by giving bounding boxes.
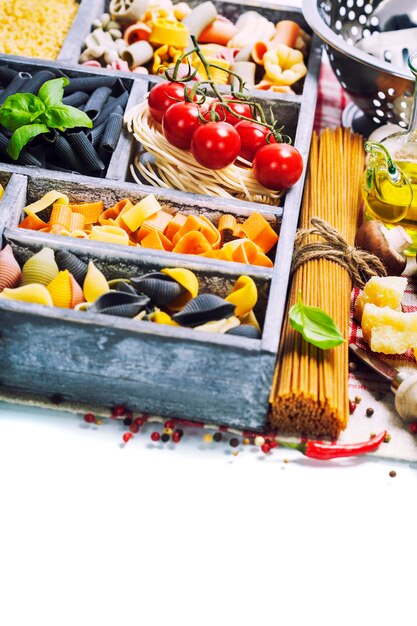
[362,141,413,245]
[367,51,417,254]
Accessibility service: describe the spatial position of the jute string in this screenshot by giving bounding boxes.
[291,217,387,288]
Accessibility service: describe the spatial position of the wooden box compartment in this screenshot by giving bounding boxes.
[0,55,144,181]
[0,224,273,430]
[59,0,313,96]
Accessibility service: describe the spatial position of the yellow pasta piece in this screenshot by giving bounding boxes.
[50,203,72,230]
[90,225,130,246]
[24,190,69,217]
[120,194,162,231]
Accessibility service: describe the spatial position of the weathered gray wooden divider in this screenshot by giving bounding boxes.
[0,0,321,429]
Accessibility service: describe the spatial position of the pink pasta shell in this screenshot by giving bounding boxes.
[0,244,21,292]
[70,274,85,308]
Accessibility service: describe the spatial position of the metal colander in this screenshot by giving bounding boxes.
[302,0,417,127]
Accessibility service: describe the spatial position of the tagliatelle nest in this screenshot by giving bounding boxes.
[124,99,283,205]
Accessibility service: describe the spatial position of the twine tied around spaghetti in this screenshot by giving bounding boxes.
[291,217,387,288]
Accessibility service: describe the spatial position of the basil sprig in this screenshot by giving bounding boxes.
[0,77,92,160]
[289,292,345,350]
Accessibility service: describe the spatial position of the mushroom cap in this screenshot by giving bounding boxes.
[355,220,407,276]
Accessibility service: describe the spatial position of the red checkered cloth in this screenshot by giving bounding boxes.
[311,55,417,461]
[313,53,350,133]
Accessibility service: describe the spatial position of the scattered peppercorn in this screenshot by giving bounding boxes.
[349,400,357,414]
[112,405,126,417]
[125,410,133,420]
[164,419,175,429]
[130,423,139,433]
[203,433,213,443]
[213,432,223,442]
[123,417,132,426]
[354,395,362,404]
[172,431,181,443]
[366,407,374,417]
[384,433,391,443]
[150,431,161,442]
[176,429,184,439]
[164,428,174,436]
[348,361,357,372]
[389,470,396,478]
[161,433,170,443]
[134,417,144,427]
[409,422,417,434]
[122,433,132,443]
[269,441,278,449]
[83,413,95,424]
[261,443,271,453]
[283,458,290,464]
[229,437,239,448]
[232,450,239,457]
[254,435,265,447]
[96,419,103,426]
[243,438,250,445]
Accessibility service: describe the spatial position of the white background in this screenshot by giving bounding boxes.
[0,401,416,626]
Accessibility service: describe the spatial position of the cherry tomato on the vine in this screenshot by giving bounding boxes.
[148,82,187,124]
[191,121,241,170]
[162,101,203,149]
[252,143,303,190]
[207,97,253,126]
[235,120,276,162]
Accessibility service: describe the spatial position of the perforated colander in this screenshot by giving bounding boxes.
[303,0,417,128]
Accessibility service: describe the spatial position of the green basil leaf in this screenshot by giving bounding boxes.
[40,104,92,130]
[289,292,345,350]
[37,77,69,108]
[0,93,44,131]
[6,123,49,160]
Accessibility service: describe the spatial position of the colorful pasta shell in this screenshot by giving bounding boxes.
[226,324,261,339]
[172,294,236,327]
[21,247,59,286]
[47,270,73,308]
[131,272,184,307]
[0,244,22,291]
[88,290,150,318]
[0,284,53,306]
[161,267,199,311]
[56,250,88,286]
[83,261,110,303]
[225,275,258,317]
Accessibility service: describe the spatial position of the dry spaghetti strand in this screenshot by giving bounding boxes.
[270,128,364,439]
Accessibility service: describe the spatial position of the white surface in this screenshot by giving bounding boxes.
[0,400,417,626]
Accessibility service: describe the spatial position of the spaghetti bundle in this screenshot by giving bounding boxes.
[270,128,365,439]
[125,100,283,205]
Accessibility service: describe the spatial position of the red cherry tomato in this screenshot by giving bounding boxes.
[191,122,241,170]
[235,120,276,162]
[207,97,253,126]
[162,102,202,149]
[148,82,187,124]
[252,143,303,190]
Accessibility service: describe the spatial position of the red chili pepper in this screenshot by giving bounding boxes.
[277,431,387,460]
